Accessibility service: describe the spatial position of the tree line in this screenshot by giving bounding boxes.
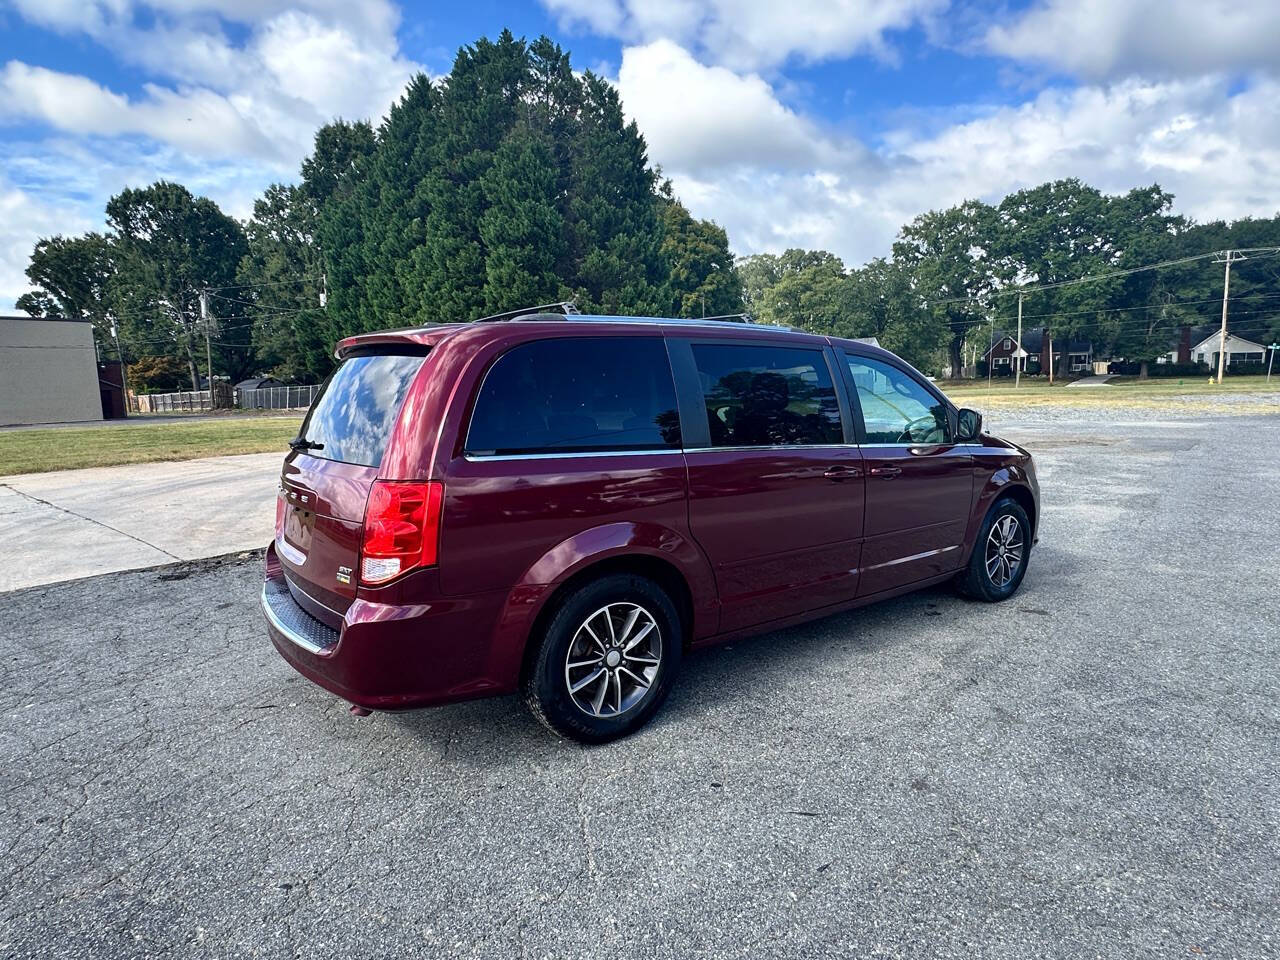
[741,183,1280,377]
[18,33,741,391]
[17,31,1280,389]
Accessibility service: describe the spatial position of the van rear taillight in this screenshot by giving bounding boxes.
[360,481,443,585]
[275,488,286,537]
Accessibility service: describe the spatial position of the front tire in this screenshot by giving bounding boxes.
[522,574,683,743]
[956,498,1031,602]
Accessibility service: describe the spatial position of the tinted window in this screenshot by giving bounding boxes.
[691,343,842,448]
[846,355,950,444]
[298,353,425,466]
[466,337,680,455]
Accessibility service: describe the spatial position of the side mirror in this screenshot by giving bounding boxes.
[956,407,982,442]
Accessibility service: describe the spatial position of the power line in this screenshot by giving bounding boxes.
[1012,289,1280,322]
[926,247,1280,307]
[205,275,323,293]
[943,302,1280,333]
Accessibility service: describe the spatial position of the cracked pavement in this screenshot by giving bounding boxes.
[1,416,1278,958]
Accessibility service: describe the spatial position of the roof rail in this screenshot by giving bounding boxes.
[662,313,798,332]
[697,312,754,324]
[474,301,581,323]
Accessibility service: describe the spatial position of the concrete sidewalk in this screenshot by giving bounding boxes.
[0,452,281,591]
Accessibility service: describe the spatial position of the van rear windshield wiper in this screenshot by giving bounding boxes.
[288,437,325,452]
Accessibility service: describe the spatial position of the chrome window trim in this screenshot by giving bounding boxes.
[463,448,679,462]
[464,441,984,461]
[683,444,850,453]
[857,442,966,449]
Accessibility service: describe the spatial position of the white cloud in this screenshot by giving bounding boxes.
[0,62,281,159]
[8,0,402,40]
[985,0,1280,80]
[0,176,95,315]
[2,3,422,158]
[620,43,1280,269]
[0,1,424,310]
[252,10,418,123]
[0,134,290,309]
[887,77,1280,223]
[544,0,946,70]
[618,40,852,171]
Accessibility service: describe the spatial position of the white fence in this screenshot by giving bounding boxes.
[236,384,321,410]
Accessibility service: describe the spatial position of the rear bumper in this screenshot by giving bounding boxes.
[262,576,338,654]
[262,542,512,711]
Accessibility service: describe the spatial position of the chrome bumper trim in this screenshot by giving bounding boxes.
[262,576,339,655]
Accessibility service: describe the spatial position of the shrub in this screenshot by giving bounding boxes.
[1224,361,1272,376]
[1109,361,1209,378]
[128,354,191,392]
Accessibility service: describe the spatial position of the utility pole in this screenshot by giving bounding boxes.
[1047,329,1054,386]
[1213,250,1246,385]
[1267,343,1278,383]
[199,289,214,408]
[1015,292,1024,389]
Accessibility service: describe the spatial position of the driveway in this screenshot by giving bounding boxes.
[2,415,1277,958]
[0,452,280,591]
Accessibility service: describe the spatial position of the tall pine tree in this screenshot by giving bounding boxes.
[317,32,732,333]
[479,132,566,310]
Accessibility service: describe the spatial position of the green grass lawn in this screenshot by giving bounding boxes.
[940,374,1278,397]
[937,374,1280,414]
[0,416,302,477]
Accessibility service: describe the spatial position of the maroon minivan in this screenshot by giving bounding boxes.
[263,305,1039,742]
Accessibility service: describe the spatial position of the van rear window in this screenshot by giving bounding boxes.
[296,353,425,466]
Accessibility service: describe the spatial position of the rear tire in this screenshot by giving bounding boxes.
[956,497,1031,602]
[522,574,682,743]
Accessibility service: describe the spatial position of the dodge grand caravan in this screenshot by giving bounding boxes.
[263,304,1039,742]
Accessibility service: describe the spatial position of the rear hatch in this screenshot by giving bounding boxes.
[276,349,428,626]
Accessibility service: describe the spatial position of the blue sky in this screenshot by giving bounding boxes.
[2,0,1279,310]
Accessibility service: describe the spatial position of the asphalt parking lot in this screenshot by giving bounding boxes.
[3,414,1278,959]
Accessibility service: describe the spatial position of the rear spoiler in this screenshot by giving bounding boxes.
[334,329,444,360]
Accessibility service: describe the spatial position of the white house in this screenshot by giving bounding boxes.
[1157,331,1269,367]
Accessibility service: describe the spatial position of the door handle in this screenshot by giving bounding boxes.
[823,465,861,481]
[869,465,901,479]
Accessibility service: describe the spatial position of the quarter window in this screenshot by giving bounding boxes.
[465,337,680,455]
[845,355,951,445]
[690,343,842,448]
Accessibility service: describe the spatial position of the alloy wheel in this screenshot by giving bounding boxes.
[985,514,1025,588]
[563,602,663,718]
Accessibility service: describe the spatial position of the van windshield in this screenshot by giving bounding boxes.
[296,352,426,466]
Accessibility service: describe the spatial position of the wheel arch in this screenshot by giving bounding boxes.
[968,463,1037,545]
[998,483,1037,540]
[480,520,716,692]
[516,552,696,686]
